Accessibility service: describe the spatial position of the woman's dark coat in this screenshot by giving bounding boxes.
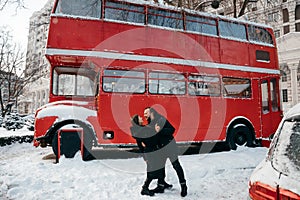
[130,124,165,179]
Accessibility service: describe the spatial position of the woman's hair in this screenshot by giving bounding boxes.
[131,114,139,126]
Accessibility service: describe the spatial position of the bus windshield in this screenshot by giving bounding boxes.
[52,66,97,97]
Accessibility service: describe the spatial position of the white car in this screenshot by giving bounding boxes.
[249,103,300,199]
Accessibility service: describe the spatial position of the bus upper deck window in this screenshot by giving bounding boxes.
[55,0,102,18]
[185,15,217,36]
[148,8,183,29]
[219,20,247,41]
[104,1,145,24]
[248,25,274,46]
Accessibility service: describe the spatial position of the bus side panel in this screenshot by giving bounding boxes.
[219,39,249,66]
[96,94,148,144]
[248,44,278,70]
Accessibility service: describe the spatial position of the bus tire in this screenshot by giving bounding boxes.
[227,124,253,150]
[52,132,60,157]
[52,132,80,158]
[81,130,95,161]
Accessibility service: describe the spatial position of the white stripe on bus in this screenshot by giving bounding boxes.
[46,48,280,75]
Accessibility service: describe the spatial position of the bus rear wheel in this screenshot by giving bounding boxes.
[227,124,253,150]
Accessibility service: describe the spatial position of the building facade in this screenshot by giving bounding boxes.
[18,0,54,114]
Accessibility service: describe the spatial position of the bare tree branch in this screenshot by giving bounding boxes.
[0,0,25,11]
[0,26,39,117]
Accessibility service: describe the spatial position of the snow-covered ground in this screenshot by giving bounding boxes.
[0,128,267,200]
[0,127,33,138]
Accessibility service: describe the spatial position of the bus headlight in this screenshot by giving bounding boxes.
[103,131,114,140]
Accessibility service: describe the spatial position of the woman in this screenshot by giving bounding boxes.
[130,114,166,197]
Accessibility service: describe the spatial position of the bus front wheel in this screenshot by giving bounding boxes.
[51,132,81,158]
[227,124,253,150]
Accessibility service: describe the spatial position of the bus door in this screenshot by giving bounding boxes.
[260,78,281,138]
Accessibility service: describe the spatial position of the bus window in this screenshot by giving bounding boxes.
[52,66,97,96]
[222,77,251,98]
[102,69,145,93]
[188,75,220,96]
[261,80,269,113]
[105,1,145,24]
[149,72,185,95]
[248,25,274,45]
[219,20,247,41]
[270,79,279,112]
[55,0,102,18]
[148,8,183,29]
[256,50,270,62]
[185,15,217,35]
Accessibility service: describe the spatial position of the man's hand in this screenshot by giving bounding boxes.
[155,124,161,133]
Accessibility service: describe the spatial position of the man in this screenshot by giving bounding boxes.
[143,107,173,193]
[144,107,188,197]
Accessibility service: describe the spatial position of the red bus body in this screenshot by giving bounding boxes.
[34,0,282,152]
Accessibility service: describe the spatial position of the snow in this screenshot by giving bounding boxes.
[0,127,33,138]
[0,128,268,199]
[36,101,96,122]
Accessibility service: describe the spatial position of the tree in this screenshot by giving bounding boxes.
[152,0,263,19]
[0,0,25,11]
[0,27,39,117]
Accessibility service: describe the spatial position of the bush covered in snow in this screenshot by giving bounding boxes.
[0,113,34,131]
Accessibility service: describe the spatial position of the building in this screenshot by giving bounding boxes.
[18,0,54,114]
[277,32,300,112]
[22,0,299,114]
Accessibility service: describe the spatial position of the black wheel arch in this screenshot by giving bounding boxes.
[45,119,97,146]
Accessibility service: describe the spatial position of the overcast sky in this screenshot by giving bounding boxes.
[0,0,48,49]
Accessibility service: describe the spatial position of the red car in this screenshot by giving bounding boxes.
[249,103,300,200]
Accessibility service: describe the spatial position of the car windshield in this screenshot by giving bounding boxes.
[271,116,300,178]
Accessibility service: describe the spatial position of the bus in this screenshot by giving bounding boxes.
[33,0,282,159]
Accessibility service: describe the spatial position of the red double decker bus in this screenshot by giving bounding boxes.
[34,0,282,159]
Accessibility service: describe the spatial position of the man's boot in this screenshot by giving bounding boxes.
[158,179,173,189]
[162,181,173,189]
[180,182,187,197]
